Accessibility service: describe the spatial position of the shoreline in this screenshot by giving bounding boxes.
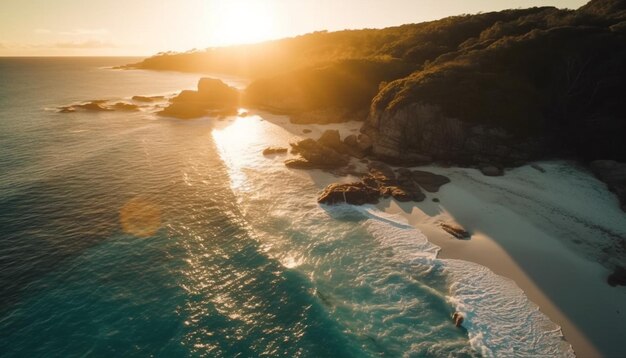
[375,166,626,358]
[260,113,625,356]
[197,105,626,356]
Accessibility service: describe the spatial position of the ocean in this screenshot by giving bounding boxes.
[0,58,573,357]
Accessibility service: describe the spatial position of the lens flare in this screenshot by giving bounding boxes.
[119,197,162,238]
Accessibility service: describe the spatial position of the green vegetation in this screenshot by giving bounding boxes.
[131,0,626,160]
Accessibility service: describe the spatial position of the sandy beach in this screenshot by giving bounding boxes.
[377,165,626,358]
[256,113,626,357]
[217,111,626,357]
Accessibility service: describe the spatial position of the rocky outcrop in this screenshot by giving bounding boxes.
[132,95,164,102]
[262,147,288,155]
[317,130,366,159]
[58,100,138,113]
[285,130,376,171]
[607,266,626,287]
[480,166,504,177]
[590,160,626,211]
[159,78,240,119]
[111,102,140,111]
[317,161,450,205]
[440,223,471,239]
[287,138,349,169]
[318,182,381,205]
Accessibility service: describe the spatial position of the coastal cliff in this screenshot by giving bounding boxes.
[363,1,626,167]
[126,0,626,208]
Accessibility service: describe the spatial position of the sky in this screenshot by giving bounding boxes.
[0,0,588,56]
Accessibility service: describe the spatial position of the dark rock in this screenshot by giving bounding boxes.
[111,102,140,111]
[432,198,440,202]
[440,223,471,239]
[285,158,320,169]
[367,161,396,185]
[289,138,348,169]
[197,78,240,102]
[132,95,155,102]
[357,134,373,153]
[75,101,113,112]
[364,163,426,201]
[158,102,208,119]
[387,186,412,201]
[480,166,504,177]
[58,106,75,113]
[318,182,380,205]
[262,147,288,155]
[411,170,451,192]
[607,266,626,287]
[453,312,464,327]
[318,129,365,159]
[302,129,312,134]
[318,129,342,148]
[344,134,358,147]
[590,160,626,211]
[159,78,240,119]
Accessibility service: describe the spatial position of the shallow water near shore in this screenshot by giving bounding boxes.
[0,58,576,357]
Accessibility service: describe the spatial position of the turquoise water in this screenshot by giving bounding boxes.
[0,58,478,357]
[1,58,580,357]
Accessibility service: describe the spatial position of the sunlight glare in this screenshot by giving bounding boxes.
[206,0,277,46]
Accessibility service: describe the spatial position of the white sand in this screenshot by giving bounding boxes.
[378,164,626,358]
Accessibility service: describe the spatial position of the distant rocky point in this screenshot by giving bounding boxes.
[158,78,240,119]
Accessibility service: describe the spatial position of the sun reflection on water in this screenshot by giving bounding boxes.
[212,116,268,191]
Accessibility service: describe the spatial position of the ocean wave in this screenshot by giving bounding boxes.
[358,208,575,358]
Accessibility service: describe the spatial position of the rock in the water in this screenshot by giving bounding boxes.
[158,102,208,119]
[262,147,288,155]
[58,106,75,113]
[285,158,320,169]
[590,160,626,212]
[318,182,380,205]
[607,266,626,287]
[75,101,113,112]
[440,223,471,239]
[302,129,312,134]
[411,170,451,192]
[132,95,155,102]
[289,138,349,168]
[480,166,504,177]
[159,78,240,119]
[111,102,140,111]
[453,312,464,327]
[318,129,341,147]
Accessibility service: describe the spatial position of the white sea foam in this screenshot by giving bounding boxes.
[357,208,575,357]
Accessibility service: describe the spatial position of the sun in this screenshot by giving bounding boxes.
[206,0,277,46]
